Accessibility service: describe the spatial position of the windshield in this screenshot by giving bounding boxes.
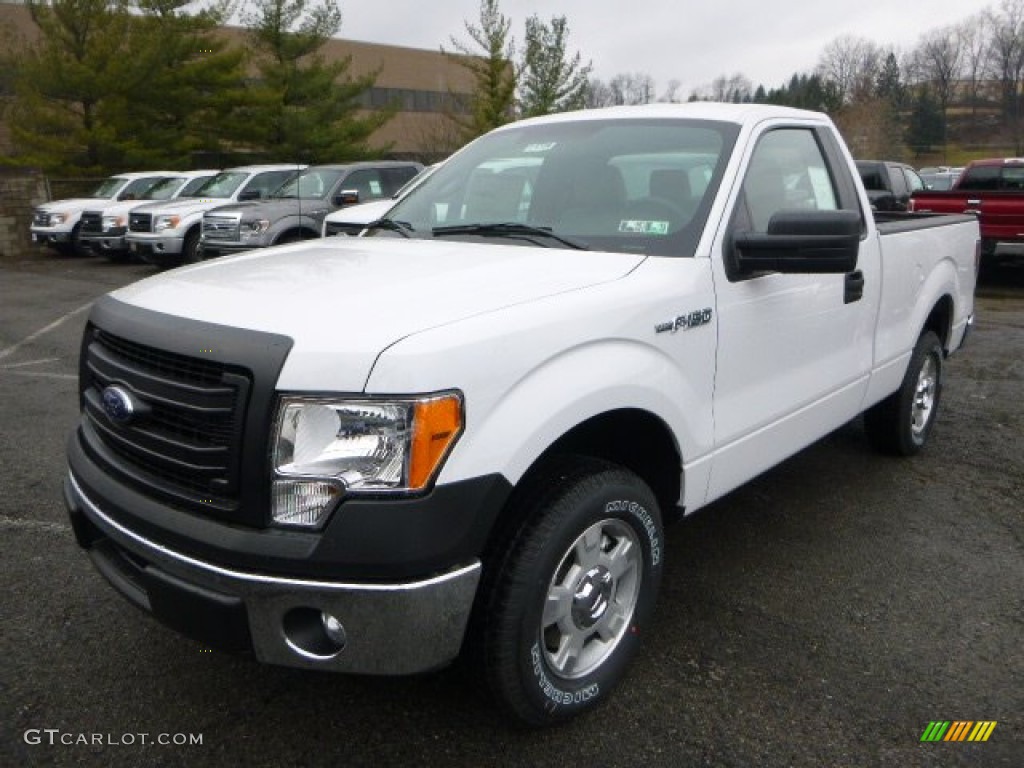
[140,176,186,200]
[189,171,247,199]
[380,118,738,256]
[90,177,128,198]
[273,168,344,199]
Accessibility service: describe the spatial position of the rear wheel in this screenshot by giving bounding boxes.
[474,457,663,726]
[865,330,944,455]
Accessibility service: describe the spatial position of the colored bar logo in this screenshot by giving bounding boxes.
[920,721,997,742]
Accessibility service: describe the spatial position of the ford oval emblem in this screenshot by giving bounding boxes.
[101,385,136,425]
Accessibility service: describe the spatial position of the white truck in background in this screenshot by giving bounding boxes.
[65,104,977,726]
[30,172,174,257]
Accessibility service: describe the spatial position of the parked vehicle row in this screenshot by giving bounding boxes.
[30,161,425,268]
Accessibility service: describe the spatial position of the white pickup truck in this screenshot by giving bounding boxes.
[30,172,173,256]
[65,104,977,726]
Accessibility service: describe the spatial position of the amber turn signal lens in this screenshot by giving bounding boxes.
[409,395,463,490]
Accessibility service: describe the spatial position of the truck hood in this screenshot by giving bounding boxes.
[132,197,235,218]
[111,237,645,391]
[324,199,393,226]
[212,199,331,221]
[38,198,112,214]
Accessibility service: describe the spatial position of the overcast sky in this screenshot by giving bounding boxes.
[340,0,986,96]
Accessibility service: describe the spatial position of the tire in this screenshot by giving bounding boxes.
[70,223,90,257]
[475,456,663,726]
[864,330,944,456]
[181,229,201,265]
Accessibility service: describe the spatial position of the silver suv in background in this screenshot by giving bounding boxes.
[126,165,303,268]
[201,161,422,257]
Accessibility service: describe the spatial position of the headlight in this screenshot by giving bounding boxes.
[241,219,270,237]
[270,393,463,527]
[102,215,125,231]
[50,213,67,225]
[154,215,180,232]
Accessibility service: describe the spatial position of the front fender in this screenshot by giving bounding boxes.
[446,339,713,510]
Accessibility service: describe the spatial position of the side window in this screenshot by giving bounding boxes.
[904,168,925,193]
[889,166,909,197]
[343,170,384,201]
[957,165,999,190]
[738,128,838,233]
[1000,166,1024,190]
[380,166,419,196]
[244,171,295,198]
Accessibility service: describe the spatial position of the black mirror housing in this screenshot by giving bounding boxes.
[733,210,861,274]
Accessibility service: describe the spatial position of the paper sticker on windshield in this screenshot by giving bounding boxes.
[618,220,670,235]
[523,142,557,153]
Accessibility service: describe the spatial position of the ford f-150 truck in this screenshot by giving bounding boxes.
[65,104,977,726]
[31,172,174,257]
[78,170,219,261]
[910,157,1024,265]
[125,165,302,268]
[200,161,422,257]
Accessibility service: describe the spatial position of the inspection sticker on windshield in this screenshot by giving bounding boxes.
[523,142,557,153]
[618,220,670,235]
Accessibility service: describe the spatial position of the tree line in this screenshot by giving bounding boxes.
[6,0,1024,176]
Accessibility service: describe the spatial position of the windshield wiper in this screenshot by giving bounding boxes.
[431,222,589,250]
[365,218,414,238]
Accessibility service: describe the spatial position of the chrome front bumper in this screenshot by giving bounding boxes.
[67,473,481,675]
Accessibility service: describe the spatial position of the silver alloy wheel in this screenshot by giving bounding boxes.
[911,354,938,438]
[541,518,642,679]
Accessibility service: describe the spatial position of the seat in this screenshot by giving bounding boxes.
[554,164,627,234]
[649,169,692,204]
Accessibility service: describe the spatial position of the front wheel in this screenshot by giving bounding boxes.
[476,457,663,726]
[864,330,944,455]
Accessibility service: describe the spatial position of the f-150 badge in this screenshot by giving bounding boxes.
[656,308,713,334]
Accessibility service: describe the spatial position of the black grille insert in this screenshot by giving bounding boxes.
[80,211,102,234]
[129,212,152,233]
[81,327,251,517]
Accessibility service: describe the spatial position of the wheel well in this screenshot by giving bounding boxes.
[513,409,681,519]
[275,228,319,244]
[923,295,953,353]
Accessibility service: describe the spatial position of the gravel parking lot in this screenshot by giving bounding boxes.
[2,251,1021,767]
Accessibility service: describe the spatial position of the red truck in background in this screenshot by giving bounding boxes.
[910,157,1024,265]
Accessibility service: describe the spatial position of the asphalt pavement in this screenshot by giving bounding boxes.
[2,252,1021,767]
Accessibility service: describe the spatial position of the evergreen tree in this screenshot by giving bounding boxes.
[518,15,590,117]
[443,0,517,142]
[906,85,945,155]
[875,52,906,109]
[4,0,139,174]
[241,0,392,162]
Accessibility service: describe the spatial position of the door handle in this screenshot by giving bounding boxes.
[844,270,864,304]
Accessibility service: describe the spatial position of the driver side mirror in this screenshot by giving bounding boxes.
[334,189,359,207]
[238,189,263,201]
[731,210,861,275]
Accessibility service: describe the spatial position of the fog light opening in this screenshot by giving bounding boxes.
[282,607,347,659]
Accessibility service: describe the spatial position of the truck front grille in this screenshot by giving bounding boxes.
[129,212,152,233]
[202,215,240,241]
[80,327,251,519]
[80,212,102,234]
